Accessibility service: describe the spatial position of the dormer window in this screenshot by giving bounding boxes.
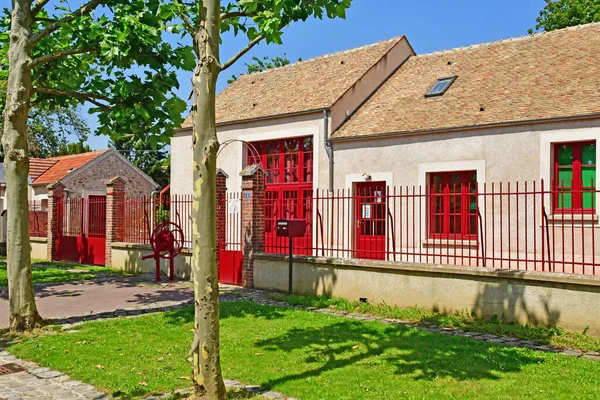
[425,76,457,97]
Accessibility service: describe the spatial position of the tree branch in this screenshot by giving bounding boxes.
[220,11,248,20]
[31,0,106,46]
[28,46,97,70]
[32,86,112,110]
[173,0,197,36]
[221,22,288,71]
[31,0,50,17]
[220,34,264,71]
[34,17,57,23]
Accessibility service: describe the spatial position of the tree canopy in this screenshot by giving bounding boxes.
[0,2,192,146]
[530,0,600,33]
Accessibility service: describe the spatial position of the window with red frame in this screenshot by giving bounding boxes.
[247,137,313,185]
[554,141,596,212]
[429,171,477,239]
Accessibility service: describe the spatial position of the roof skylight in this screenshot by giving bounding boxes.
[426,76,457,97]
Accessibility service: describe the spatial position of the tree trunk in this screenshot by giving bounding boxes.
[190,1,226,399]
[1,1,42,331]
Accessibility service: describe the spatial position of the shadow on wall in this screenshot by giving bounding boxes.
[471,277,561,328]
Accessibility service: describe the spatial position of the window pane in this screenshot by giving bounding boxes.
[582,166,596,187]
[284,154,298,183]
[583,191,595,209]
[303,137,313,152]
[558,191,572,209]
[558,145,573,166]
[582,143,596,165]
[557,168,573,188]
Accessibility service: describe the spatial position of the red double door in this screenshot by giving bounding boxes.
[355,182,387,260]
[55,196,107,265]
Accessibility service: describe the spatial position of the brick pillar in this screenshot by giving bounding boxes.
[105,177,126,267]
[216,169,229,270]
[240,164,266,288]
[46,182,65,261]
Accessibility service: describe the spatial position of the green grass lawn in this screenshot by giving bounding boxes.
[6,301,600,399]
[0,258,133,286]
[270,293,600,353]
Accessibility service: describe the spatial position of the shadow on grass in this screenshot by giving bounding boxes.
[162,301,288,326]
[250,308,542,389]
[165,302,542,391]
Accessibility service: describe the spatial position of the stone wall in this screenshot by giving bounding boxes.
[62,152,157,197]
[111,243,192,279]
[30,237,48,261]
[254,253,600,337]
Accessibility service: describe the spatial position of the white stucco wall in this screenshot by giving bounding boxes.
[332,119,600,189]
[171,112,330,195]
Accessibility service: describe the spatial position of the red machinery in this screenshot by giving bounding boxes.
[142,221,184,282]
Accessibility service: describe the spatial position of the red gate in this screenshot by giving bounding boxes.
[55,196,106,265]
[219,191,243,285]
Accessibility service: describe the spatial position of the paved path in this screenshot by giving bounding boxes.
[0,277,194,329]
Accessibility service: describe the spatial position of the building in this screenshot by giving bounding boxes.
[171,23,600,275]
[0,149,158,258]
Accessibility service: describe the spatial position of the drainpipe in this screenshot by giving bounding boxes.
[323,110,335,254]
[323,110,333,193]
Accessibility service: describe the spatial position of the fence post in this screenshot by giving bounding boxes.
[240,164,267,288]
[105,177,126,267]
[216,169,229,272]
[46,181,65,262]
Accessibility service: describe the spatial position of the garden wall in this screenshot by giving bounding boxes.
[30,237,48,261]
[253,253,600,337]
[111,243,192,279]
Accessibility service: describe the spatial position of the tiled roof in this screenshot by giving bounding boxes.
[31,150,107,185]
[332,23,600,140]
[181,36,404,128]
[29,159,57,181]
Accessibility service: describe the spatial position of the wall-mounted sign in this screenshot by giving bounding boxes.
[228,199,240,214]
[362,204,372,219]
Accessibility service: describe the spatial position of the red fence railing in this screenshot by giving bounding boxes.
[120,193,242,252]
[264,181,600,276]
[29,201,48,237]
[121,195,194,248]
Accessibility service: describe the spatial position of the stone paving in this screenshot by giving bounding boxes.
[0,350,108,400]
[1,282,599,399]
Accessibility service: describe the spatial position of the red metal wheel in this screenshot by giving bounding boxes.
[150,222,185,259]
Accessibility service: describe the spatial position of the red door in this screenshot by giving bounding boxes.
[355,182,387,260]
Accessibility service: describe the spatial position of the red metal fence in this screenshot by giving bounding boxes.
[120,193,243,253]
[29,201,48,237]
[121,195,193,248]
[265,181,600,276]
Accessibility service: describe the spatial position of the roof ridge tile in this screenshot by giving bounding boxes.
[237,36,404,79]
[414,21,600,59]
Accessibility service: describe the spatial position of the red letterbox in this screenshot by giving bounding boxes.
[276,219,306,238]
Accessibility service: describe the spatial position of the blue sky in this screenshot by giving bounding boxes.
[86,0,546,149]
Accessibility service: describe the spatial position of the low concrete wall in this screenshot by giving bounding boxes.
[254,253,600,337]
[30,237,48,261]
[111,243,191,279]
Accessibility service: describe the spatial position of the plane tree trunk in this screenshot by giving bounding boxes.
[1,0,42,332]
[189,1,226,398]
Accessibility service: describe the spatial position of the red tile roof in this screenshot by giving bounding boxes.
[333,23,600,139]
[181,36,404,128]
[29,159,57,181]
[30,150,108,185]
